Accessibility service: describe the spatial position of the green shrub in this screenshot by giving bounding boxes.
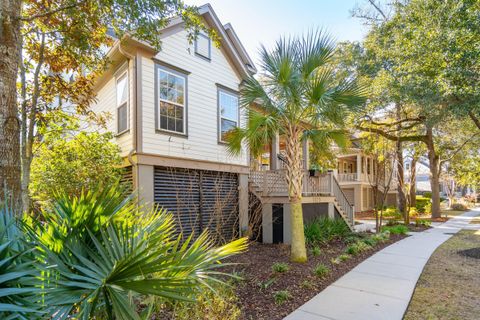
[29,183,247,319]
[415,219,431,227]
[272,262,289,273]
[382,224,409,235]
[346,241,372,255]
[339,253,351,261]
[273,290,291,304]
[166,283,241,320]
[304,217,352,244]
[423,192,432,199]
[372,231,390,243]
[313,264,330,278]
[416,196,431,214]
[311,246,322,256]
[362,237,378,247]
[451,203,468,211]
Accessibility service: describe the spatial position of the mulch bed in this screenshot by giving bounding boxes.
[226,234,406,320]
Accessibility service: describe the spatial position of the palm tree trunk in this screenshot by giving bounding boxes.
[0,0,22,210]
[284,126,307,262]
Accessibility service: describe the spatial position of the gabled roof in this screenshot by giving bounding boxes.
[160,3,257,79]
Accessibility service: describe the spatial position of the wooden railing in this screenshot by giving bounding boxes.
[331,175,355,226]
[338,173,358,182]
[249,170,355,226]
[249,170,331,197]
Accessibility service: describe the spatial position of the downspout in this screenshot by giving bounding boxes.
[118,44,139,190]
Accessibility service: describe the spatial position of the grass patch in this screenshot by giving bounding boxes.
[273,290,291,305]
[313,263,330,278]
[272,262,289,273]
[404,230,480,319]
[304,217,352,244]
[311,246,321,256]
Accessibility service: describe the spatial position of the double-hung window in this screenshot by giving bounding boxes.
[158,68,186,134]
[218,89,239,142]
[116,72,129,134]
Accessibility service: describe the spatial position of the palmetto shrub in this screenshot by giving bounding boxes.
[0,202,43,319]
[8,182,247,320]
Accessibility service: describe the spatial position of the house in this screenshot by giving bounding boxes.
[334,146,398,212]
[90,3,393,245]
[91,4,256,241]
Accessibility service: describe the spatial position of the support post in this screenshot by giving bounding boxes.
[238,174,249,237]
[262,203,273,243]
[283,203,291,244]
[328,202,335,219]
[136,164,155,210]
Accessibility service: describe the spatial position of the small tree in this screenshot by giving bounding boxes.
[227,31,366,262]
[363,133,395,232]
[30,130,123,208]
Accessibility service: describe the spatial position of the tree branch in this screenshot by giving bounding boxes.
[367,0,388,21]
[356,125,427,143]
[469,110,480,130]
[19,2,84,21]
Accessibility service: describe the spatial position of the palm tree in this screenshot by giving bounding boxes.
[227,31,366,262]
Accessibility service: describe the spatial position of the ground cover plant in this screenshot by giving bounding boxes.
[304,217,352,244]
[0,183,246,319]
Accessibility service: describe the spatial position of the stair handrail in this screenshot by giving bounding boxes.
[330,172,355,225]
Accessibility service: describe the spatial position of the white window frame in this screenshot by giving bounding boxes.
[116,71,129,134]
[194,33,211,60]
[218,89,239,143]
[157,68,187,135]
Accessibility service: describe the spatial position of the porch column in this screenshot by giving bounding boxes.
[302,138,309,169]
[270,132,280,170]
[356,154,362,181]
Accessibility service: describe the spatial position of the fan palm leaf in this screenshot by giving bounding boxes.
[227,30,366,262]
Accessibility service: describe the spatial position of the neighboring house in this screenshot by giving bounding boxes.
[334,146,397,213]
[91,4,256,241]
[404,158,432,193]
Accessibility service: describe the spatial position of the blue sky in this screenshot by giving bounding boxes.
[185,1,368,65]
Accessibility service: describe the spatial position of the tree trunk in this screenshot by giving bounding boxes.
[284,126,307,263]
[425,126,441,218]
[396,140,406,218]
[410,156,417,206]
[0,0,22,210]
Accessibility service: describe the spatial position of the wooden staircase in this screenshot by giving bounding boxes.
[249,170,355,231]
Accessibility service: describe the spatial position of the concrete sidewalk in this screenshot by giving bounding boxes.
[285,208,480,320]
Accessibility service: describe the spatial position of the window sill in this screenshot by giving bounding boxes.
[115,129,130,137]
[155,129,188,139]
[195,52,211,62]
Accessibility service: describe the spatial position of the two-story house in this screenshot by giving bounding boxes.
[91,4,256,242]
[335,145,398,212]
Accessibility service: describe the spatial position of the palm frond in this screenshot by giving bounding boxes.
[296,29,335,80]
[34,185,247,320]
[0,203,44,320]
